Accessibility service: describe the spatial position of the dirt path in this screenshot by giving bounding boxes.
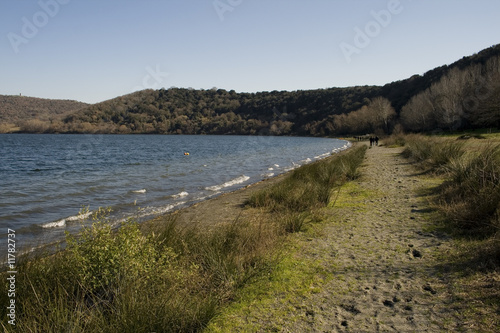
[178,144,480,332]
[260,145,462,332]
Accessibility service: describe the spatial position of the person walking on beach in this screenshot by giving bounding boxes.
[375,136,379,146]
[369,137,374,146]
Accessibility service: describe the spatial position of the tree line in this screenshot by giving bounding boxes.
[3,44,499,136]
[400,54,500,132]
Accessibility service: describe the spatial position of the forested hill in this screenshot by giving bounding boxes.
[0,95,88,133]
[2,43,499,135]
[61,86,384,135]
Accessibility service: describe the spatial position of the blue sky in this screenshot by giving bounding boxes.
[1,0,499,104]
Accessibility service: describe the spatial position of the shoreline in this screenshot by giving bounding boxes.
[1,134,349,240]
[8,141,353,263]
[144,142,355,230]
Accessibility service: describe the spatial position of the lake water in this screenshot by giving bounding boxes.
[0,134,350,253]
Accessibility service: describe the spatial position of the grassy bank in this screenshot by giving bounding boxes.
[388,133,500,234]
[385,132,500,263]
[1,145,366,332]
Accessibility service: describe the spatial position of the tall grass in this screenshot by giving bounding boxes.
[1,145,366,332]
[383,133,408,147]
[440,144,500,234]
[1,213,279,332]
[248,145,367,231]
[393,133,500,236]
[248,145,366,212]
[401,134,465,170]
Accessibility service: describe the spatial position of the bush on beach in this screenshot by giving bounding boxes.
[3,215,216,332]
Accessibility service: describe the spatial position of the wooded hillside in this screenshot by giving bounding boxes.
[1,44,499,135]
[0,95,88,133]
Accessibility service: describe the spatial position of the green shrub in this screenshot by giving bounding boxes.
[1,211,282,332]
[398,134,499,234]
[431,140,465,170]
[278,212,309,233]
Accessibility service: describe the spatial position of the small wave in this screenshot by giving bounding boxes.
[284,162,300,172]
[172,191,189,198]
[131,189,147,194]
[135,202,186,219]
[205,175,250,191]
[154,203,185,214]
[66,211,92,221]
[262,172,275,178]
[193,194,213,202]
[332,142,351,154]
[41,211,92,229]
[41,220,66,228]
[314,152,330,159]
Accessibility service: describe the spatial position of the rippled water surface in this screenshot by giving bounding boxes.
[0,134,350,250]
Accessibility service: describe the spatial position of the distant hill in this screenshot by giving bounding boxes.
[2,43,499,135]
[0,95,88,133]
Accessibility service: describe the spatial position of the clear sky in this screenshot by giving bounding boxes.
[1,0,499,104]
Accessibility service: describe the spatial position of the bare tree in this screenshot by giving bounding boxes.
[467,55,500,128]
[399,60,500,132]
[368,97,396,134]
[433,67,470,130]
[400,90,437,132]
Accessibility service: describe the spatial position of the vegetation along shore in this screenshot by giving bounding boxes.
[2,132,499,332]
